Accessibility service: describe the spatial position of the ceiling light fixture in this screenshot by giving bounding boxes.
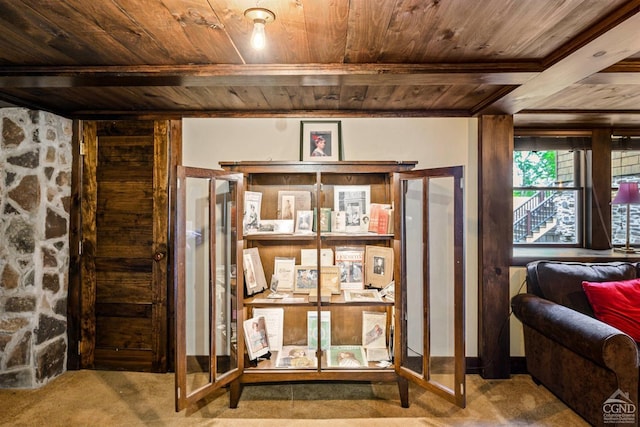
[244,7,276,50]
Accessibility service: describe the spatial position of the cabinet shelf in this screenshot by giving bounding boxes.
[245,232,393,241]
[245,292,394,307]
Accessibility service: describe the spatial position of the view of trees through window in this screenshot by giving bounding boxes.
[514,147,640,246]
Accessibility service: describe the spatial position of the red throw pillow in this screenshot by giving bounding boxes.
[582,278,640,342]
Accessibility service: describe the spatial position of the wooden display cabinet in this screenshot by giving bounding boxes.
[174,161,466,412]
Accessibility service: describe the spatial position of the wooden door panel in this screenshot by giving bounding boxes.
[95,315,153,348]
[96,272,152,302]
[81,120,169,372]
[93,349,153,371]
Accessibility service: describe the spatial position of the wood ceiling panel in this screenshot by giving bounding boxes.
[344,0,397,63]
[0,0,639,127]
[300,0,350,63]
[0,0,241,66]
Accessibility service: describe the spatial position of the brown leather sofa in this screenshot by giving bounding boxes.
[512,261,639,426]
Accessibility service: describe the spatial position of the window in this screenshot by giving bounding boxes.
[513,149,582,245]
[611,140,640,247]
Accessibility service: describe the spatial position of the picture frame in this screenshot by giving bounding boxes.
[242,247,268,295]
[333,185,370,232]
[300,120,343,161]
[364,245,394,289]
[293,266,317,293]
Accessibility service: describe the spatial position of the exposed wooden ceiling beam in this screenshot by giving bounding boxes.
[481,6,640,115]
[0,63,540,88]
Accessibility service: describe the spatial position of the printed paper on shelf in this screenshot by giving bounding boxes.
[252,308,284,352]
[335,246,364,290]
[307,311,331,350]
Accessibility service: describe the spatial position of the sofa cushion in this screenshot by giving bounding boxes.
[582,278,640,342]
[527,261,640,316]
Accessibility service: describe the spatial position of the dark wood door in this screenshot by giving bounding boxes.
[79,120,169,372]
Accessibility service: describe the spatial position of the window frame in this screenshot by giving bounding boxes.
[512,146,584,247]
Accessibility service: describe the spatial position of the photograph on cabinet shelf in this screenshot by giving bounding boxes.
[294,266,317,293]
[300,120,343,161]
[243,191,262,234]
[315,207,332,232]
[364,245,394,289]
[293,266,341,295]
[243,247,268,295]
[333,185,370,232]
[277,190,311,220]
[243,316,270,360]
[295,210,313,233]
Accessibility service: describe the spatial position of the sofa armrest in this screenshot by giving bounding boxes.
[512,293,638,372]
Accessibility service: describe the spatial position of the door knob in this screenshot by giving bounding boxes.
[153,252,166,262]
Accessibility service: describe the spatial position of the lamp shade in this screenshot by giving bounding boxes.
[612,182,640,204]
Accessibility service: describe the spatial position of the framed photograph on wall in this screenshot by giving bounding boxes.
[300,120,343,161]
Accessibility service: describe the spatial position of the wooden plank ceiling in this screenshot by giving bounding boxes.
[0,0,640,129]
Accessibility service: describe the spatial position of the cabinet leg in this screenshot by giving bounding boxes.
[397,376,409,408]
[229,379,242,408]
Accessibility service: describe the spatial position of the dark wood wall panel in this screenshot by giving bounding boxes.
[478,115,513,379]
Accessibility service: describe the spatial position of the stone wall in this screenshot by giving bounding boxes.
[0,108,72,388]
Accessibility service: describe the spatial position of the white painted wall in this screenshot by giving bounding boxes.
[182,117,488,356]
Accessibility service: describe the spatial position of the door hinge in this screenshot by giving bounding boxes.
[79,240,83,255]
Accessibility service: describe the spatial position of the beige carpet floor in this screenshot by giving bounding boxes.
[1,370,588,426]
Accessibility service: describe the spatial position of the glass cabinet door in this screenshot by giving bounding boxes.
[395,166,465,408]
[175,166,241,411]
